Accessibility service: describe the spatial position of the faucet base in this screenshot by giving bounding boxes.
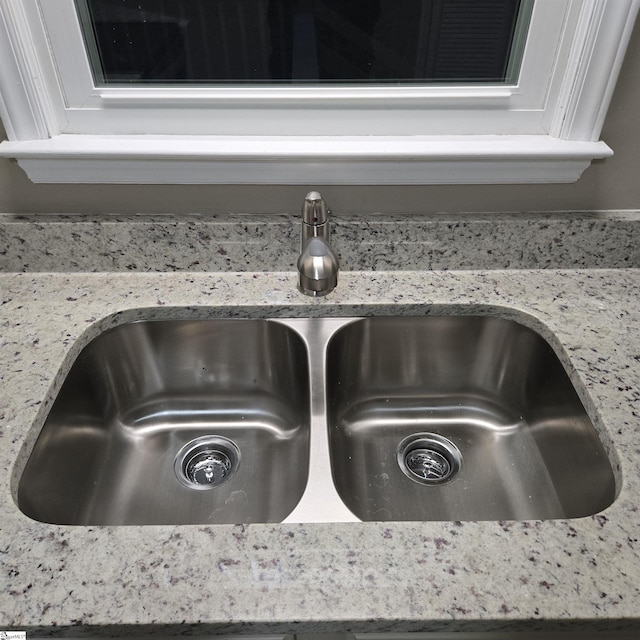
[297,274,338,297]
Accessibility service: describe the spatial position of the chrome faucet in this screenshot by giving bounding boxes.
[297,191,339,296]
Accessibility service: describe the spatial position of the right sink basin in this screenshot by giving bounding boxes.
[325,316,617,522]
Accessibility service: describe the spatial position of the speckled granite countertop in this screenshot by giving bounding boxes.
[1,265,640,637]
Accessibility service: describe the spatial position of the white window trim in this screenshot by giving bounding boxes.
[0,0,637,185]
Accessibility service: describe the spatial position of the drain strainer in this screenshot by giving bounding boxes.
[397,433,462,485]
[174,436,241,490]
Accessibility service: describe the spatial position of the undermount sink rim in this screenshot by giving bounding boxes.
[12,304,621,527]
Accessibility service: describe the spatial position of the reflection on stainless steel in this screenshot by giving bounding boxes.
[18,319,310,525]
[18,315,617,526]
[326,316,617,522]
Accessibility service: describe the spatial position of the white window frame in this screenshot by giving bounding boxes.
[0,0,638,185]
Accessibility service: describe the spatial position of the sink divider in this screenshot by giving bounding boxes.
[273,318,361,524]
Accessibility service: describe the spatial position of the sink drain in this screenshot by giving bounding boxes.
[174,436,241,490]
[397,433,462,485]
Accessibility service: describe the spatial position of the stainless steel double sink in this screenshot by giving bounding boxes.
[17,314,617,526]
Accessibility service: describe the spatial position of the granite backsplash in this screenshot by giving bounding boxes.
[1,210,639,273]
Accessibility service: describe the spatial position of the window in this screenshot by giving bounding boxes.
[0,0,638,185]
[76,0,531,85]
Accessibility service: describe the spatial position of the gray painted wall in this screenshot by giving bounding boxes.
[1,19,639,215]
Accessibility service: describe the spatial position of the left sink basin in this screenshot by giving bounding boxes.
[18,319,310,525]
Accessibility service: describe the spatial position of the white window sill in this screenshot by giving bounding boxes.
[0,134,612,185]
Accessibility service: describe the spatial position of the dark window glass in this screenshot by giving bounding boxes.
[78,0,530,85]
